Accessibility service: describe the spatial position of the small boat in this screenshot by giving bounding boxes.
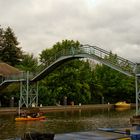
[15,116,46,121]
[115,101,130,109]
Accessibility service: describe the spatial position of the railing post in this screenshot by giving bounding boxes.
[71,47,75,56]
[26,71,29,108]
[36,82,39,106]
[20,81,22,108]
[135,75,138,116]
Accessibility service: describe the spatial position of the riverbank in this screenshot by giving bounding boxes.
[0,104,114,113]
[0,103,136,114]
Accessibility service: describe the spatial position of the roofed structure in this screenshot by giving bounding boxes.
[0,62,21,76]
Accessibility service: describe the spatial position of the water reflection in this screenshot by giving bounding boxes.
[0,108,135,140]
[115,107,131,112]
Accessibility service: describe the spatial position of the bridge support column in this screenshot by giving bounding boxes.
[135,75,140,115]
[19,72,38,108]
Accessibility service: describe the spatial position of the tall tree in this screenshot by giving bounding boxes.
[17,53,38,72]
[0,26,4,61]
[38,40,92,105]
[92,52,135,103]
[0,26,23,66]
[40,39,80,64]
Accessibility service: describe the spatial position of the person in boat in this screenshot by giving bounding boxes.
[20,110,27,117]
[27,115,32,118]
[30,112,40,118]
[37,112,40,117]
[31,113,37,118]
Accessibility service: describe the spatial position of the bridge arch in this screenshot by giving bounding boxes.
[31,44,136,82]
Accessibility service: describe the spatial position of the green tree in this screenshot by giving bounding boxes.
[92,52,135,103]
[40,39,80,64]
[38,40,92,105]
[90,64,104,104]
[17,53,38,72]
[0,26,23,66]
[0,26,4,61]
[38,59,92,105]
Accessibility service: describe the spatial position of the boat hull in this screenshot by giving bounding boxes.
[15,116,46,121]
[115,102,130,109]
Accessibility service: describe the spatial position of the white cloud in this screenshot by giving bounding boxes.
[0,0,140,62]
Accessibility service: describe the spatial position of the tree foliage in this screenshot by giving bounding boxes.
[40,40,80,64]
[17,53,38,72]
[0,34,135,106]
[92,52,135,103]
[38,40,135,105]
[38,40,91,105]
[0,26,23,66]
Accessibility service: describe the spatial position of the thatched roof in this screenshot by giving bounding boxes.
[0,62,21,76]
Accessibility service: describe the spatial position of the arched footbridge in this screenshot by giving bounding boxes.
[0,45,140,115]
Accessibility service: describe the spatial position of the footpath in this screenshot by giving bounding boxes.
[0,104,113,113]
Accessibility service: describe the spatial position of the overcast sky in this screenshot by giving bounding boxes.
[0,0,140,62]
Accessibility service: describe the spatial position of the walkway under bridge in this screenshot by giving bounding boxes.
[0,44,140,115]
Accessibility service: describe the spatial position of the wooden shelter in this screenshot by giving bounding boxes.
[0,62,21,76]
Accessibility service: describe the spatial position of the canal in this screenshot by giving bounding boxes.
[0,108,135,139]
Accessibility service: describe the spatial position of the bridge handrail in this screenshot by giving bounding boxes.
[80,45,136,74]
[32,47,77,77]
[0,44,137,86]
[31,44,136,79]
[0,72,27,85]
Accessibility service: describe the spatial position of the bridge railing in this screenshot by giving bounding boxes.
[31,45,136,79]
[0,44,137,86]
[79,45,136,76]
[31,48,78,77]
[0,72,27,86]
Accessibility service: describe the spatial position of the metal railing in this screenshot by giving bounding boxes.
[32,45,136,80]
[0,44,137,87]
[80,45,136,75]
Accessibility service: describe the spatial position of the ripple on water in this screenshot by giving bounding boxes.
[0,108,135,139]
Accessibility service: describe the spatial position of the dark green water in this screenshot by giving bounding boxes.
[0,108,135,140]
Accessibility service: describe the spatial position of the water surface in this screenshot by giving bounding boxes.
[0,108,135,139]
